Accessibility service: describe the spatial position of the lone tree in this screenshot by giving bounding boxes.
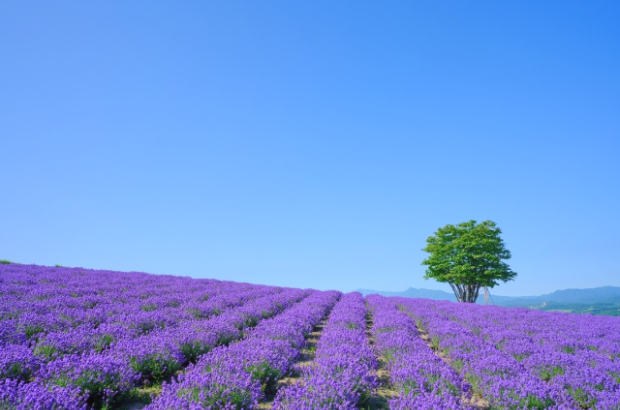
[422,220,516,303]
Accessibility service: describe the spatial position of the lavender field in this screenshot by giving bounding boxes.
[1,264,619,409]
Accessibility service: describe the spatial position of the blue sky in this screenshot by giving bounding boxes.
[1,1,618,296]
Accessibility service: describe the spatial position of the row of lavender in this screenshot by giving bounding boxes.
[366,295,471,410]
[0,264,323,409]
[272,292,378,409]
[146,290,341,409]
[398,298,620,410]
[1,264,278,348]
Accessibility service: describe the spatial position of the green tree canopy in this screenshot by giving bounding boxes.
[422,220,517,303]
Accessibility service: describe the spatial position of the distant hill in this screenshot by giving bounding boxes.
[497,286,620,306]
[356,286,620,316]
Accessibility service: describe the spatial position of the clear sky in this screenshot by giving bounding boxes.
[1,1,618,296]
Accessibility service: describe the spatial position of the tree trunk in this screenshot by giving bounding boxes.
[449,283,481,303]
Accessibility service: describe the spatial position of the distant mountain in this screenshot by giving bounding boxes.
[525,286,620,304]
[356,286,620,307]
[498,286,620,307]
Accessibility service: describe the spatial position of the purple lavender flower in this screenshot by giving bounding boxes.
[37,352,139,407]
[0,378,86,410]
[0,344,42,381]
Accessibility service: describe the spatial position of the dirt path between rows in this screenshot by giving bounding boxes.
[364,311,398,410]
[409,313,489,410]
[258,318,328,409]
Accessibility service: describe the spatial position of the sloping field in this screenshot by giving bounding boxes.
[1,264,619,409]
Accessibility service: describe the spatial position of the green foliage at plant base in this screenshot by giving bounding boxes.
[129,354,181,383]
